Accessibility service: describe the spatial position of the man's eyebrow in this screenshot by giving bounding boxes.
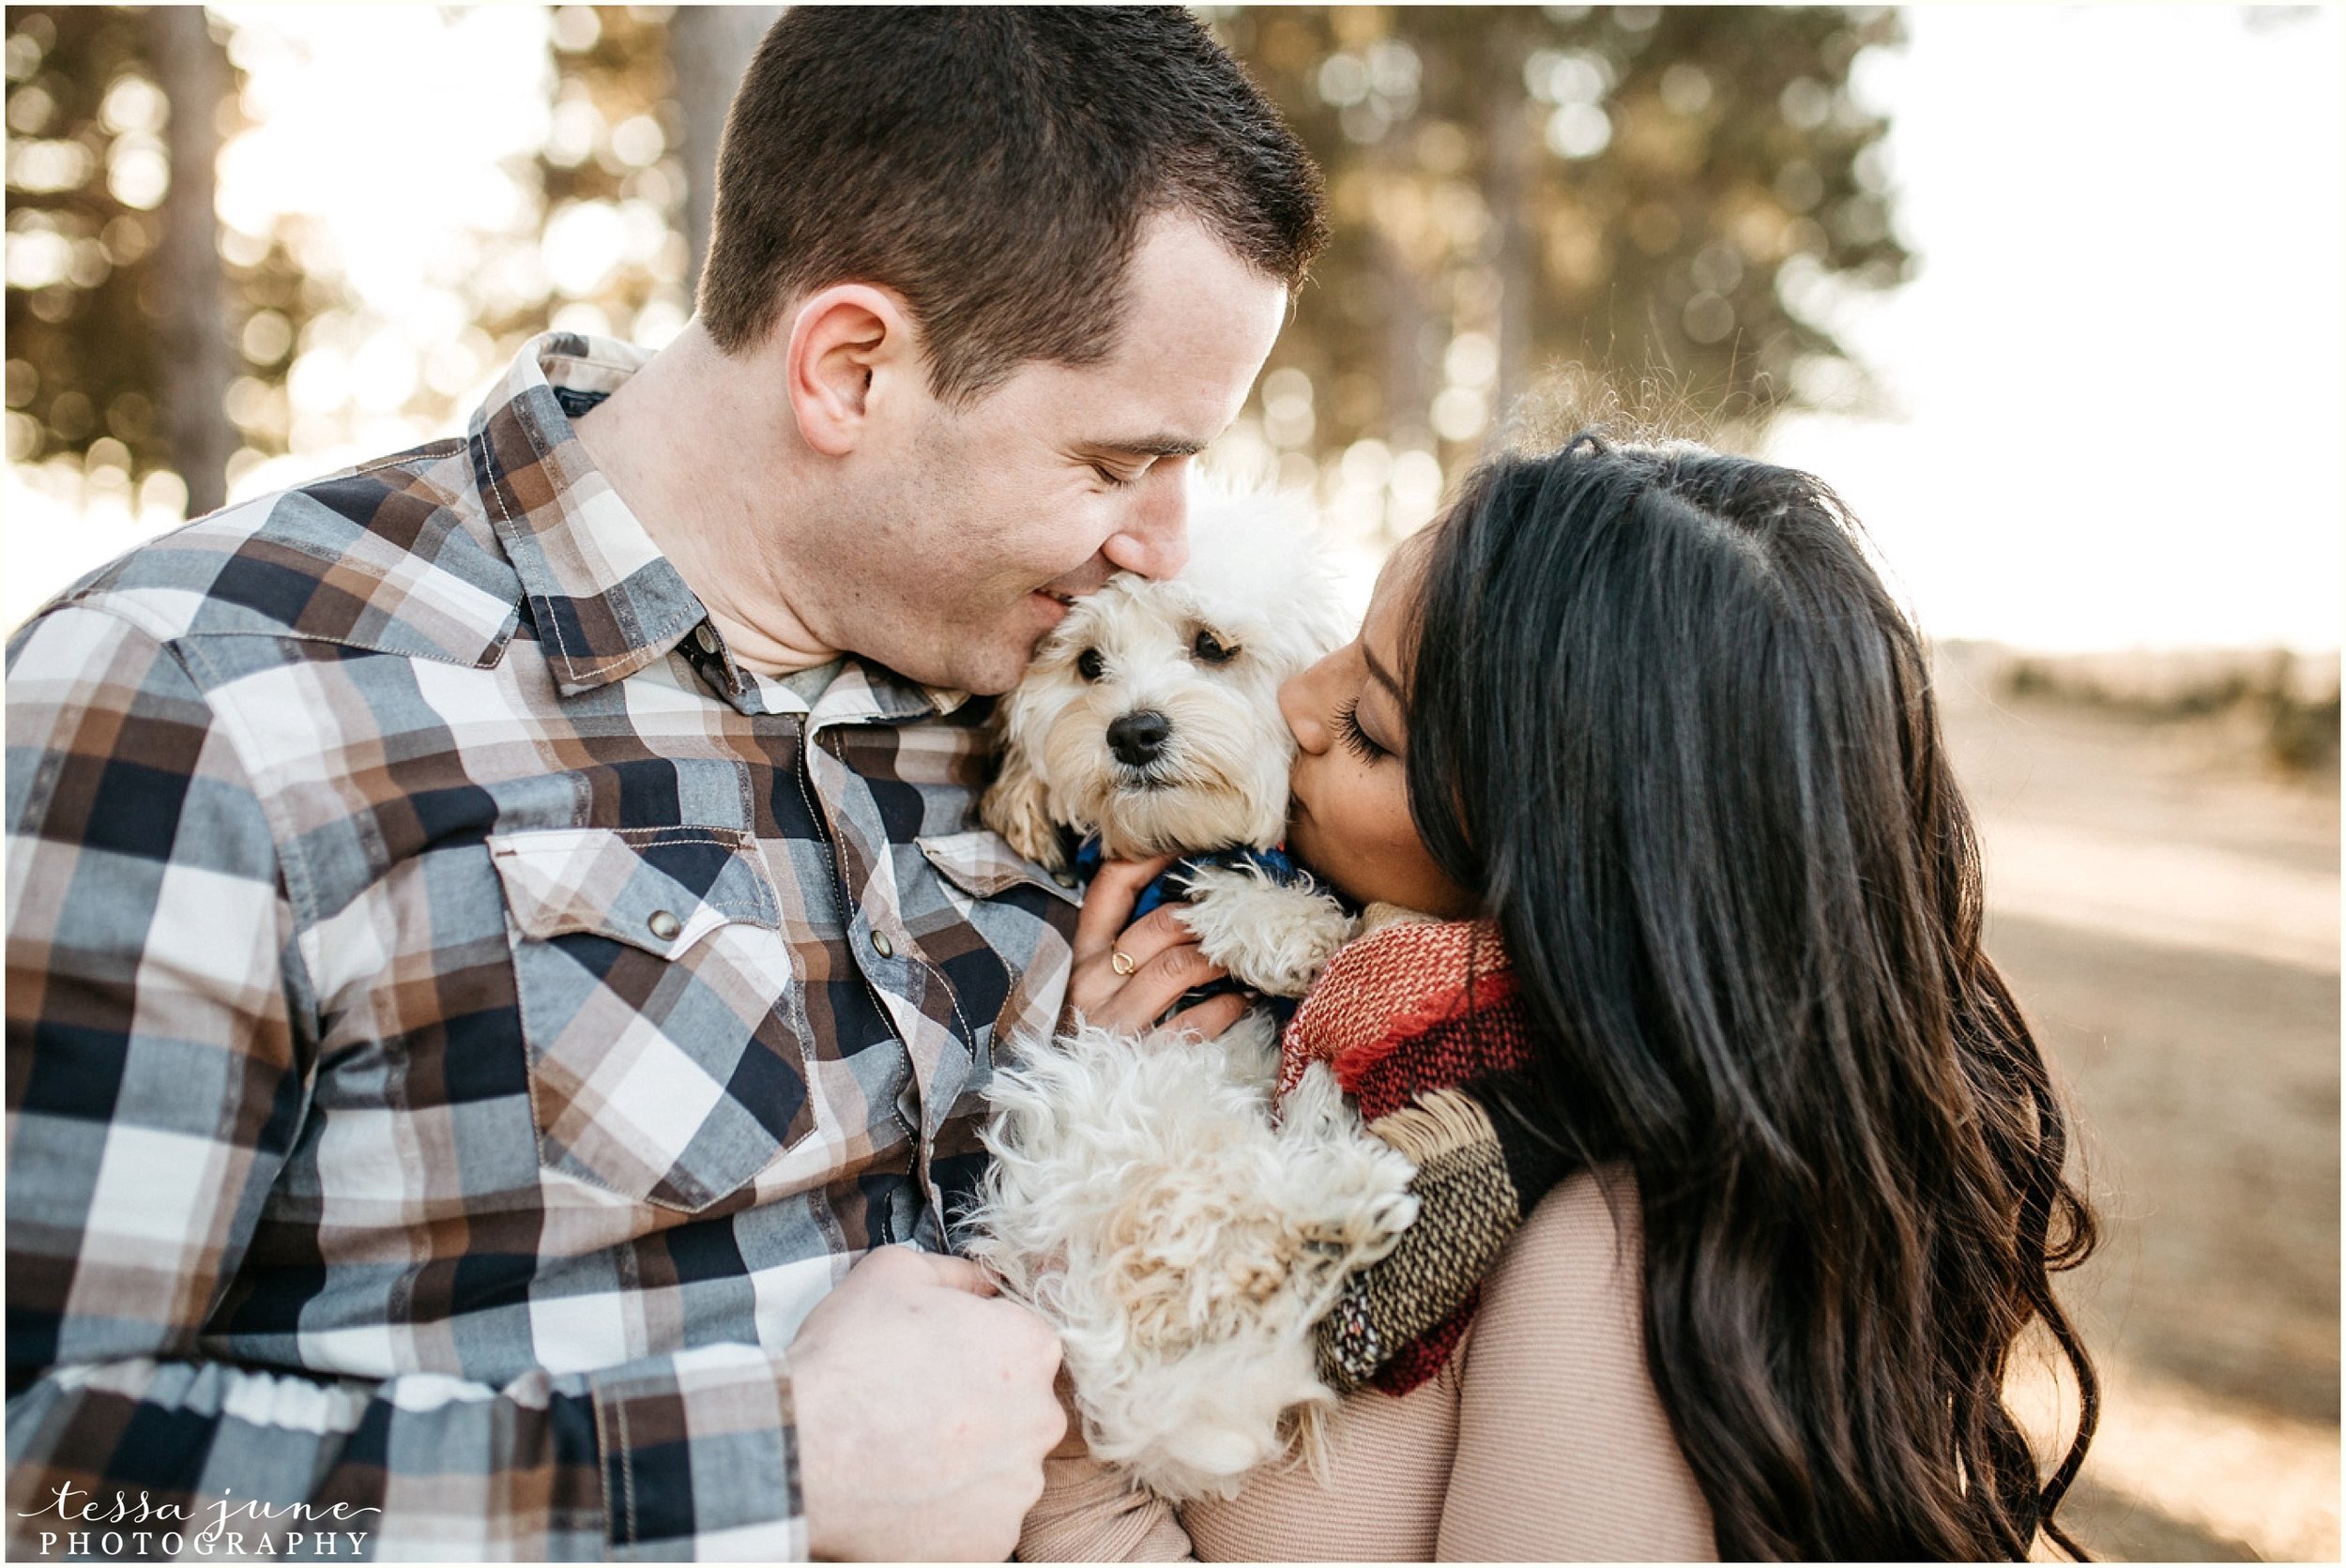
[1088,435,1205,460]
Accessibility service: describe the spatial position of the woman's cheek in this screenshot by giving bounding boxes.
[1286,776,1350,894]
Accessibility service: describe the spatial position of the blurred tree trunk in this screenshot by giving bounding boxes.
[150,5,233,517]
[1375,134,1431,455]
[1484,27,1534,430]
[670,6,780,303]
[1202,8,1911,464]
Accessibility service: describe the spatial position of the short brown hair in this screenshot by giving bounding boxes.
[698,8,1325,403]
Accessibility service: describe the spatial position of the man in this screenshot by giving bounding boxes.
[5,11,1319,1560]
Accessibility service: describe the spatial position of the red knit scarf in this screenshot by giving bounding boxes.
[1278,917,1534,1391]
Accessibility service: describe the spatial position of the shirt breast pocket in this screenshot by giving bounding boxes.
[488,825,815,1213]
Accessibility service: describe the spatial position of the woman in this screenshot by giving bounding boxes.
[1021,434,2099,1560]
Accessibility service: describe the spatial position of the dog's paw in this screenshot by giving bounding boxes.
[1176,864,1356,997]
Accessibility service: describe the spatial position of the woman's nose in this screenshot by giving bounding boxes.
[1279,662,1330,753]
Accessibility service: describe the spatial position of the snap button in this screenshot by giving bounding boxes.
[1052,870,1076,888]
[871,931,895,959]
[693,625,719,654]
[647,908,682,941]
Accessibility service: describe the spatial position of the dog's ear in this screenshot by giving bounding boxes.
[982,743,1067,874]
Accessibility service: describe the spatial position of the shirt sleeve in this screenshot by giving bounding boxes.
[6,604,804,1560]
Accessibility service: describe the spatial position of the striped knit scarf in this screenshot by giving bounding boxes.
[1278,917,1537,1394]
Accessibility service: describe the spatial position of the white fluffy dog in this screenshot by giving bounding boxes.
[962,489,1418,1499]
[978,488,1362,996]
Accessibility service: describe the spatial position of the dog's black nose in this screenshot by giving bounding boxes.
[1107,709,1172,767]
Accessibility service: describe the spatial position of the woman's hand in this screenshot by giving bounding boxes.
[1062,854,1251,1040]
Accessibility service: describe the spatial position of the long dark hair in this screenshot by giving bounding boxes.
[1404,434,2098,1560]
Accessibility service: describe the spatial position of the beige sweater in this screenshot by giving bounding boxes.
[1016,1172,1717,1562]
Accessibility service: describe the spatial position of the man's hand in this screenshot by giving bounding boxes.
[790,1245,1066,1561]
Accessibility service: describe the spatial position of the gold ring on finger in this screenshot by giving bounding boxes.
[1109,948,1138,977]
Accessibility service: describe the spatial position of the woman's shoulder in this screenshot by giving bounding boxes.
[1444,1165,1718,1560]
[1510,1165,1642,1263]
[1467,1167,1651,1378]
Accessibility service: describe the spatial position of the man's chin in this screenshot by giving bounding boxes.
[916,601,1066,695]
[959,669,1025,698]
[955,599,1071,694]
[946,642,1040,698]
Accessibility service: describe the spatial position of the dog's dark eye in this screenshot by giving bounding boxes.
[1075,648,1105,681]
[1192,630,1238,665]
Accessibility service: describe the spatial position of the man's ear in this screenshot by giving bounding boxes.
[785,283,922,457]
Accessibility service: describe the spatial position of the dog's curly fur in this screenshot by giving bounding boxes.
[961,1013,1415,1499]
[963,488,1417,1499]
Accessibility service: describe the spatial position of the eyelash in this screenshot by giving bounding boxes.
[1092,463,1139,489]
[1333,697,1389,763]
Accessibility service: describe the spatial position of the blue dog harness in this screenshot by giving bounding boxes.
[1066,837,1345,1024]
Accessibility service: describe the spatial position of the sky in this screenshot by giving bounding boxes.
[5,4,2341,653]
[1760,4,2342,652]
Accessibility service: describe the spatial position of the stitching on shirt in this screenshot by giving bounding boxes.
[554,644,658,681]
[733,762,757,838]
[331,441,467,480]
[607,830,752,848]
[912,837,1075,1039]
[918,833,1081,906]
[612,1391,638,1545]
[904,937,976,1047]
[794,727,914,1165]
[606,829,782,927]
[167,625,514,669]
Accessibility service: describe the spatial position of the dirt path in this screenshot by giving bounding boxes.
[1937,663,2339,1561]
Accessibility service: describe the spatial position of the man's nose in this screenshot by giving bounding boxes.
[1101,467,1190,580]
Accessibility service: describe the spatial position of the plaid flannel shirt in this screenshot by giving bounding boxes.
[5,333,1081,1560]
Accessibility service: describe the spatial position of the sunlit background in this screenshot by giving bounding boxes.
[6,7,2338,1560]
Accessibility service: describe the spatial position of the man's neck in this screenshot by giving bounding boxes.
[571,322,841,677]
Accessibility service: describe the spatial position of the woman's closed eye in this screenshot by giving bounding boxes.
[1333,697,1391,763]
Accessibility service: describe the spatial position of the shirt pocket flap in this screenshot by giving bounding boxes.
[488,827,780,960]
[916,830,1082,906]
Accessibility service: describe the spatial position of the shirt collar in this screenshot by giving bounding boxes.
[471,331,702,695]
[469,331,965,722]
